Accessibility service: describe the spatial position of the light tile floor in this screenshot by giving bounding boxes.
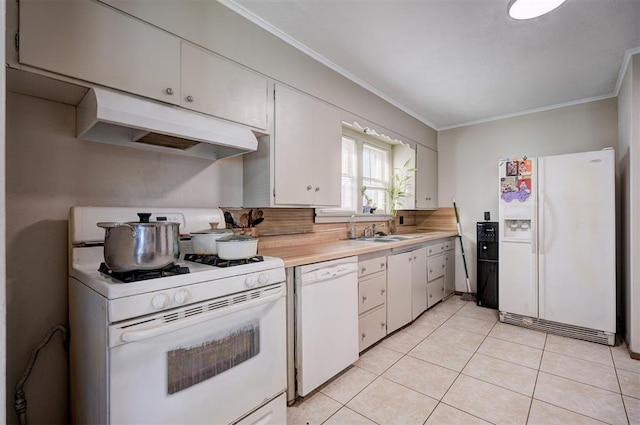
[287,295,640,425]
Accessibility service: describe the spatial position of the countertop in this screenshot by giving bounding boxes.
[258,231,458,268]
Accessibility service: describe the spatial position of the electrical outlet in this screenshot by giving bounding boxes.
[399,215,404,225]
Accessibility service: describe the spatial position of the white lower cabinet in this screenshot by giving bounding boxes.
[358,306,387,352]
[411,247,428,320]
[427,242,446,308]
[357,256,387,352]
[443,238,456,298]
[386,251,413,334]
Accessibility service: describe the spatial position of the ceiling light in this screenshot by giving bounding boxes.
[508,0,567,20]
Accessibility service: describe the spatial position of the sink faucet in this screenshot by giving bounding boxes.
[372,223,377,235]
[362,226,374,238]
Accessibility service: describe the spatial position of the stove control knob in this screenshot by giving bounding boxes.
[173,289,189,305]
[245,275,257,288]
[258,273,269,285]
[151,293,169,310]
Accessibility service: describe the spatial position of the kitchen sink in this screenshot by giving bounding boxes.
[355,235,417,242]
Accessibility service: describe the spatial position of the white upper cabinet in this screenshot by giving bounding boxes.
[180,43,268,130]
[19,0,268,131]
[19,0,181,105]
[273,84,341,206]
[415,144,438,209]
[392,144,416,209]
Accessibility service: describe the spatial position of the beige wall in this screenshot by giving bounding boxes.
[618,54,640,354]
[437,98,618,293]
[4,92,245,423]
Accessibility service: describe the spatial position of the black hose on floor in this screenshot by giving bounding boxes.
[14,324,69,425]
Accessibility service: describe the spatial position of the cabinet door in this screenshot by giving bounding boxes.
[411,247,427,320]
[311,100,342,206]
[392,144,416,209]
[444,250,455,298]
[359,273,387,314]
[386,252,413,333]
[358,305,387,352]
[274,84,314,205]
[428,277,444,308]
[20,0,180,105]
[181,43,268,130]
[427,255,445,281]
[415,145,438,209]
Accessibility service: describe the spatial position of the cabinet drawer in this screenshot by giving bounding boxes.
[428,277,444,308]
[358,257,386,278]
[358,305,386,352]
[426,242,445,257]
[427,255,445,281]
[359,274,387,314]
[443,239,455,252]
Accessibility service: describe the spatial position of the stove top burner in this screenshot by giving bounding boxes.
[98,262,190,283]
[184,254,264,268]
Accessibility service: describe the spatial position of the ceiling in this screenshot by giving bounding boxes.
[222,0,640,130]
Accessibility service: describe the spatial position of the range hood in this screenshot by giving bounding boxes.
[76,87,258,161]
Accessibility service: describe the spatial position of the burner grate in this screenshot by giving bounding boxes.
[184,254,264,268]
[98,263,190,283]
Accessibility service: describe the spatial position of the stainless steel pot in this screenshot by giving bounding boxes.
[97,213,180,272]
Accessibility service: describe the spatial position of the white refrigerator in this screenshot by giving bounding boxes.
[498,149,616,345]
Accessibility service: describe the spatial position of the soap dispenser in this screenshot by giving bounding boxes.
[349,215,357,239]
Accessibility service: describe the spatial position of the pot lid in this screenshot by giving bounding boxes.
[191,221,233,234]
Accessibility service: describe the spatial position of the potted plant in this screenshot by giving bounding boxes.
[387,159,417,231]
[361,186,376,213]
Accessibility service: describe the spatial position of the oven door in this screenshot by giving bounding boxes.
[108,283,286,425]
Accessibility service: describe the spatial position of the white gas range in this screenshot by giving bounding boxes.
[68,206,287,425]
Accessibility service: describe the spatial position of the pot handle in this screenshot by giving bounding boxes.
[96,222,137,237]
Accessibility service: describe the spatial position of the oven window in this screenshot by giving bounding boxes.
[167,320,260,394]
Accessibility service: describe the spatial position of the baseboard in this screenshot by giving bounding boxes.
[500,311,615,345]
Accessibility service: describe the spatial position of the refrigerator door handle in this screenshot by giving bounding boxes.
[537,191,543,255]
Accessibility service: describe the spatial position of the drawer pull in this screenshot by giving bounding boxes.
[380,322,385,328]
[381,288,386,295]
[362,295,367,302]
[361,267,367,273]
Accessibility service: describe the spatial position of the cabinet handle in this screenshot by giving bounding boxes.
[165,87,174,95]
[381,288,386,295]
[442,264,445,268]
[429,269,433,273]
[429,293,432,298]
[380,263,385,269]
[361,267,367,273]
[306,185,312,191]
[361,332,366,340]
[186,95,194,102]
[413,256,417,260]
[362,295,367,302]
[408,257,412,262]
[380,322,385,328]
[315,187,320,192]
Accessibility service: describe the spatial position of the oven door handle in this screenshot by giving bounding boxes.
[119,289,284,343]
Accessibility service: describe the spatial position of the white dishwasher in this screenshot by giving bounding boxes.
[295,256,359,397]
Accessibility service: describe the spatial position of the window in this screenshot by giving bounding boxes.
[341,136,357,210]
[362,143,389,213]
[340,128,392,214]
